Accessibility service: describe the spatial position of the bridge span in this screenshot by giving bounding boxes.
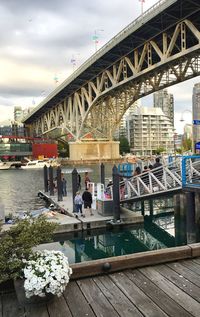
[23,0,200,159]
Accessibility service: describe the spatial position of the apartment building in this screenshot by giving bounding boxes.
[126,107,174,155]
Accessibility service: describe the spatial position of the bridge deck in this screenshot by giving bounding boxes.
[2,257,200,317]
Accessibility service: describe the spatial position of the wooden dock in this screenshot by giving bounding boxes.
[2,256,200,317]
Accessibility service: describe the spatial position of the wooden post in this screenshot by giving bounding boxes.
[43,165,48,193]
[174,193,187,246]
[185,192,196,244]
[149,199,153,217]
[72,168,78,212]
[141,201,145,216]
[195,192,200,242]
[49,166,54,196]
[100,163,105,186]
[112,165,120,222]
[57,166,63,202]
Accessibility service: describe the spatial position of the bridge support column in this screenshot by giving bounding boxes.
[174,194,187,246]
[69,140,120,161]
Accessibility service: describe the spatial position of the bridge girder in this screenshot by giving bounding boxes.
[32,19,200,140]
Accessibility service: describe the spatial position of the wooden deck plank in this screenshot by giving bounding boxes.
[110,271,168,317]
[94,275,143,317]
[63,281,96,317]
[47,296,72,317]
[155,264,200,303]
[2,293,24,317]
[139,266,200,317]
[125,269,192,317]
[25,305,49,317]
[77,278,120,317]
[192,258,200,266]
[167,261,200,287]
[180,259,200,274]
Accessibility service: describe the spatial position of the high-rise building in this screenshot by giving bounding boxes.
[14,106,23,123]
[193,83,200,152]
[153,89,174,126]
[126,107,174,155]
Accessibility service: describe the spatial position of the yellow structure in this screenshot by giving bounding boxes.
[69,140,120,160]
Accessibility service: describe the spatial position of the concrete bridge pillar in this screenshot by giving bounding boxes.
[69,140,120,161]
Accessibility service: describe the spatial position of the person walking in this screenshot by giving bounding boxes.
[62,176,67,196]
[82,188,93,217]
[74,191,83,217]
[84,172,91,190]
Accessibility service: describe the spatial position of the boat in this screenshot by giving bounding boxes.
[20,159,59,169]
[0,161,11,170]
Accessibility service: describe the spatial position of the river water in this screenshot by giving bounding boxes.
[0,164,113,215]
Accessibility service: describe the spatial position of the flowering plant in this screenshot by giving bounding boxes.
[22,250,72,298]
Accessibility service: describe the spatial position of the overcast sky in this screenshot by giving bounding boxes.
[0,0,198,133]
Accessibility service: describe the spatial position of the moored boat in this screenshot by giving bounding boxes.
[21,159,59,169]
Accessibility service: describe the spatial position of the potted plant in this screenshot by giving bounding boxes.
[0,216,57,293]
[15,249,72,305]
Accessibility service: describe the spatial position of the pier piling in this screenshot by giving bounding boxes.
[43,165,48,193]
[57,166,63,202]
[100,163,105,186]
[49,166,54,196]
[72,168,78,212]
[112,165,120,222]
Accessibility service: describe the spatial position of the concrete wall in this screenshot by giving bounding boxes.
[69,141,120,160]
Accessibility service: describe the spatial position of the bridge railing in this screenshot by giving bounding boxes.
[117,156,200,201]
[181,156,200,188]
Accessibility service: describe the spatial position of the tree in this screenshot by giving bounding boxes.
[153,147,165,155]
[182,138,192,152]
[119,136,130,155]
[58,141,69,157]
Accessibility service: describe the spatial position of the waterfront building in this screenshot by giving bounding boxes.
[193,83,200,152]
[126,107,174,155]
[0,136,58,161]
[153,89,174,126]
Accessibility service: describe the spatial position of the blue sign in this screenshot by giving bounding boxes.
[195,142,200,150]
[193,120,200,125]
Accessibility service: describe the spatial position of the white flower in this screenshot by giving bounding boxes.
[22,250,72,298]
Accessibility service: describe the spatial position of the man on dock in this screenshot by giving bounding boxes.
[82,188,93,217]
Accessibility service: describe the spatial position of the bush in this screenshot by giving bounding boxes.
[0,216,57,283]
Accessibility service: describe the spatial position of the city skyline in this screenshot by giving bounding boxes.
[0,0,196,133]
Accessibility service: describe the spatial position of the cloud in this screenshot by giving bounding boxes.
[0,0,200,132]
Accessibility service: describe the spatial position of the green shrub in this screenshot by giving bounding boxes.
[0,216,57,283]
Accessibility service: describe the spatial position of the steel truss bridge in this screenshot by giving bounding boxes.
[24,0,200,141]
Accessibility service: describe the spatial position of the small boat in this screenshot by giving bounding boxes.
[21,159,51,169]
[21,159,60,169]
[0,160,12,170]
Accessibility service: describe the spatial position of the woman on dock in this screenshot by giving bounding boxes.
[74,191,83,217]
